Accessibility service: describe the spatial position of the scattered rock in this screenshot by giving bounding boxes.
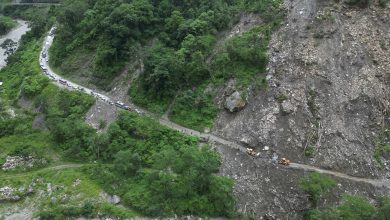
[0,186,23,202]
[280,100,295,115]
[224,91,246,112]
[109,195,121,204]
[2,155,47,171]
[73,179,81,187]
[47,183,52,195]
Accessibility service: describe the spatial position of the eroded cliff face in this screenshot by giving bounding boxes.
[215,0,389,177]
[213,0,389,218]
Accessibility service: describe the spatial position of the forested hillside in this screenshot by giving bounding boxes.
[0,3,236,219]
[49,0,284,131]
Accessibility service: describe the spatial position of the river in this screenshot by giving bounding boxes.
[0,19,30,69]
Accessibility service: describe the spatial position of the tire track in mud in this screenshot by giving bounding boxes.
[39,27,390,190]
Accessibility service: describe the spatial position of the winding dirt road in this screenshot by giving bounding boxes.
[39,27,390,190]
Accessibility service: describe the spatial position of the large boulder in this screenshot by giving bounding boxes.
[280,100,296,115]
[109,195,121,204]
[224,91,246,112]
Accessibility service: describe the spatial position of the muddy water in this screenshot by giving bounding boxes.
[0,20,30,69]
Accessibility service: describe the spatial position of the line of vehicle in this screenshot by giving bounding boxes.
[39,27,390,190]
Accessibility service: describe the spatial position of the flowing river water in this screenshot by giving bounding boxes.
[0,19,30,69]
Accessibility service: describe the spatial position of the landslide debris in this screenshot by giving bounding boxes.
[214,0,390,178]
[213,0,390,218]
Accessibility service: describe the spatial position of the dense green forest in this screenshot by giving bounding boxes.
[0,4,235,218]
[47,0,284,131]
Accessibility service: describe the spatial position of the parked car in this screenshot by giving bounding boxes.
[59,79,67,85]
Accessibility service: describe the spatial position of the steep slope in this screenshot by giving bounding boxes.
[211,0,390,218]
[214,0,389,179]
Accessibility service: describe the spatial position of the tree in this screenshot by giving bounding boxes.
[165,10,185,43]
[336,196,376,220]
[207,175,235,217]
[304,208,339,220]
[88,133,109,160]
[299,172,336,207]
[114,150,142,176]
[142,44,180,98]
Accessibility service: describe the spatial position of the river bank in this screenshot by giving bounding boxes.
[0,19,29,69]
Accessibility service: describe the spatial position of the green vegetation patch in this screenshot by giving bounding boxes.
[345,0,371,7]
[0,15,17,35]
[0,39,43,101]
[299,172,390,220]
[129,77,170,115]
[374,126,389,167]
[48,0,285,131]
[379,0,390,7]
[305,195,390,220]
[0,132,54,164]
[299,172,336,207]
[83,111,236,218]
[170,86,218,132]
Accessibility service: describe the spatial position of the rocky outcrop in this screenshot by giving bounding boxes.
[2,156,47,171]
[224,91,246,112]
[0,186,33,202]
[109,195,121,204]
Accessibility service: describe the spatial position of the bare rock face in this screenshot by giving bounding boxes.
[224,91,246,112]
[213,0,390,218]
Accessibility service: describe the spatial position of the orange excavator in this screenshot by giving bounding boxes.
[279,158,290,166]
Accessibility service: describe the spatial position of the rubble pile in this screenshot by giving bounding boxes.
[0,186,33,202]
[2,156,47,171]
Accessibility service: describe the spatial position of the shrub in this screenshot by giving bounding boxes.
[304,208,339,220]
[376,197,390,219]
[22,74,50,97]
[346,0,371,7]
[276,94,288,103]
[379,0,389,7]
[304,146,316,157]
[0,16,17,35]
[336,196,376,220]
[299,172,336,207]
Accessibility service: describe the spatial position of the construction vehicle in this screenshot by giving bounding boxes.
[246,148,259,157]
[278,158,290,166]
